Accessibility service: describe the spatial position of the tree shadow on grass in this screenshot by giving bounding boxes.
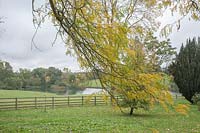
[120,112,177,119]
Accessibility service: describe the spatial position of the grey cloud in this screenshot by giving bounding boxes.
[0,0,200,72]
[0,0,80,72]
[158,10,200,51]
[169,19,200,51]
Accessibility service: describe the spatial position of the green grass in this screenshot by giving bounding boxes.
[0,90,59,98]
[81,79,102,88]
[0,99,200,132]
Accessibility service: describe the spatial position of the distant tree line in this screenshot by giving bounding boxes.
[0,60,95,94]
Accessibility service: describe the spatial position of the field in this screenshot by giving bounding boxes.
[0,98,200,132]
[0,90,116,110]
[0,90,59,98]
[81,79,102,88]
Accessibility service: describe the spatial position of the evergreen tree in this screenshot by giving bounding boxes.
[169,37,200,103]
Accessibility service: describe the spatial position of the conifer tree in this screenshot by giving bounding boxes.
[169,37,200,103]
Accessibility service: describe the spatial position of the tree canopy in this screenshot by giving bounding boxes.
[0,60,89,94]
[169,37,200,103]
[31,0,197,114]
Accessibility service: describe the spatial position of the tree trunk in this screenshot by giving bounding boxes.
[130,107,134,115]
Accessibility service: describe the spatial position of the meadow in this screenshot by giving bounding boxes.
[81,79,102,88]
[0,90,59,98]
[0,97,200,132]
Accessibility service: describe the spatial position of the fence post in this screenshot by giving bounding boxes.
[94,96,96,106]
[35,97,37,109]
[15,98,18,110]
[44,96,47,112]
[82,96,84,106]
[110,96,112,105]
[106,96,108,106]
[52,97,54,109]
[68,96,70,106]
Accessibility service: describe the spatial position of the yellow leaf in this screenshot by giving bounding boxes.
[150,128,159,133]
[175,104,189,115]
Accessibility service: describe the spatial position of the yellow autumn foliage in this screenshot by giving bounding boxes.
[32,0,196,115]
[175,104,190,116]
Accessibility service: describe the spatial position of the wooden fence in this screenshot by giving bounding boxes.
[0,95,122,110]
[0,94,183,111]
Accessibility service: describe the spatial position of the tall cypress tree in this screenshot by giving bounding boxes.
[169,37,200,103]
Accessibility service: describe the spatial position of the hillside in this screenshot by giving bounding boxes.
[81,79,102,88]
[0,90,59,98]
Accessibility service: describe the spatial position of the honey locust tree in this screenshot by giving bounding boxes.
[160,0,200,36]
[32,0,192,115]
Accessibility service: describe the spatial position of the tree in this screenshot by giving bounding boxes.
[32,68,48,92]
[0,60,22,90]
[46,67,62,85]
[0,59,84,94]
[144,32,176,71]
[4,75,22,90]
[59,71,83,94]
[169,37,200,103]
[18,69,33,90]
[159,0,200,37]
[0,60,13,82]
[32,0,190,115]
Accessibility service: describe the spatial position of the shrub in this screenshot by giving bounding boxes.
[192,93,200,105]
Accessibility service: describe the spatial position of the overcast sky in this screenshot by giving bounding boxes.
[0,0,200,72]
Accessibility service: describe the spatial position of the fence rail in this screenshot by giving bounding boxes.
[0,95,122,110]
[0,94,183,111]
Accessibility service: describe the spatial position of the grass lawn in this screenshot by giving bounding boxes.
[0,90,59,98]
[0,99,200,132]
[81,79,102,88]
